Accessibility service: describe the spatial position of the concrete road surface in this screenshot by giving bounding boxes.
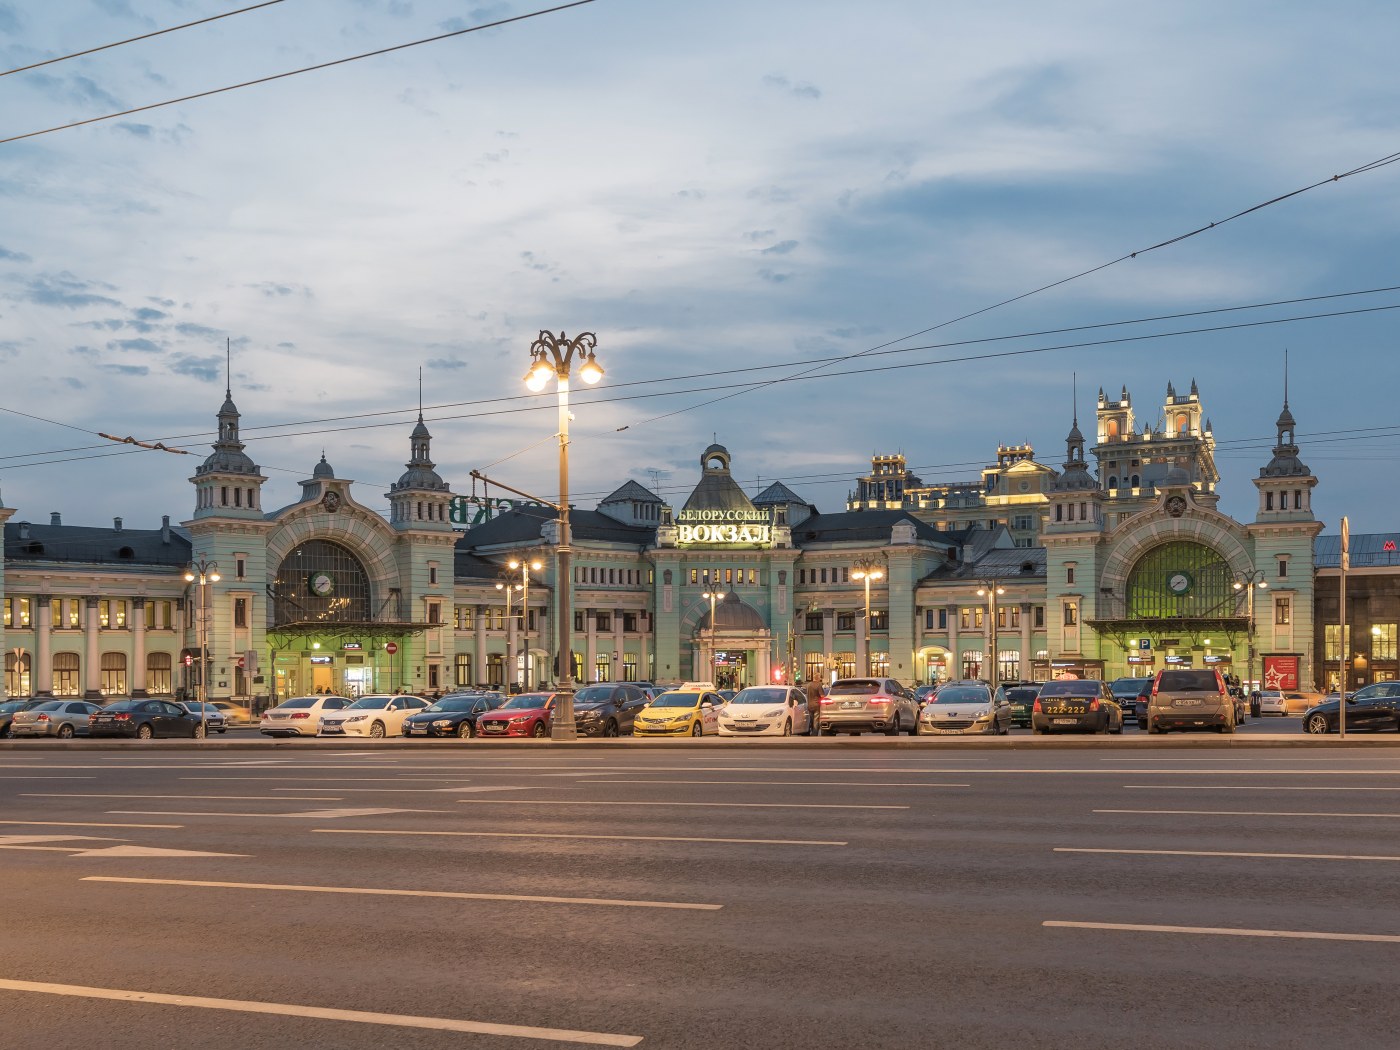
[1,746,1398,1048]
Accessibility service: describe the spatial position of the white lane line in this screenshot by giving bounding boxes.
[1125,785,1400,791]
[108,808,434,818]
[273,786,529,794]
[83,876,721,912]
[72,846,248,858]
[0,776,97,779]
[1056,847,1400,861]
[0,978,641,1047]
[0,820,181,828]
[24,794,344,801]
[1097,809,1400,818]
[455,799,908,810]
[1044,920,1400,944]
[314,829,848,846]
[0,835,120,845]
[578,780,970,787]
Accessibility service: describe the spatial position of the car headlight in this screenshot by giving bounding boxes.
[510,715,531,723]
[432,720,452,727]
[975,710,993,720]
[579,710,600,720]
[345,715,368,722]
[763,709,784,718]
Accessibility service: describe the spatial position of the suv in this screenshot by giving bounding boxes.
[1110,677,1155,730]
[1146,669,1234,734]
[572,683,652,737]
[819,678,920,736]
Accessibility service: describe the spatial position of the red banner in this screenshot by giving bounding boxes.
[1263,655,1298,691]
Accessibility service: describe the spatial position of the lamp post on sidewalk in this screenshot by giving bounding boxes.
[508,554,543,688]
[184,558,220,738]
[523,330,604,739]
[975,579,1006,687]
[851,558,884,678]
[495,578,522,692]
[701,590,725,684]
[1233,569,1268,714]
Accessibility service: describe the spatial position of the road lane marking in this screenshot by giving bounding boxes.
[1097,809,1400,818]
[314,829,848,845]
[1125,785,1400,791]
[108,808,433,818]
[0,820,181,828]
[278,786,529,794]
[0,776,97,779]
[456,799,908,809]
[1044,921,1400,944]
[82,876,721,911]
[1056,847,1400,861]
[24,794,344,801]
[578,780,970,787]
[72,846,249,858]
[0,978,642,1046]
[0,835,120,845]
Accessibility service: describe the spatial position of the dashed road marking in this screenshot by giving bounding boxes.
[1045,920,1400,944]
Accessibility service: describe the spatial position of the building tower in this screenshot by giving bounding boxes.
[388,414,454,530]
[1045,390,1106,662]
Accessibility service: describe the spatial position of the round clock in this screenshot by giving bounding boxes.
[308,571,336,598]
[1165,571,1194,596]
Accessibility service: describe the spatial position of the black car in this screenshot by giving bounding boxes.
[88,699,206,739]
[1032,679,1124,735]
[0,699,46,738]
[1303,682,1400,734]
[403,693,507,738]
[1110,677,1155,730]
[572,683,652,737]
[996,683,1042,728]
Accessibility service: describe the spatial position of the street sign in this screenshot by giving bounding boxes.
[1139,638,1152,650]
[385,642,399,655]
[243,650,259,676]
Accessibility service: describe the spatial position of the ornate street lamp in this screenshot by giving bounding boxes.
[1233,570,1268,713]
[701,590,726,685]
[184,558,220,737]
[507,554,543,689]
[494,578,523,692]
[851,558,884,677]
[522,330,603,739]
[975,579,1006,686]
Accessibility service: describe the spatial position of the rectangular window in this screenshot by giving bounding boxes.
[1325,624,1350,662]
[234,598,247,628]
[1056,504,1063,522]
[622,659,637,682]
[804,653,826,684]
[53,652,80,697]
[836,611,855,631]
[1374,624,1398,662]
[100,600,110,629]
[998,607,1006,628]
[649,570,655,584]
[1266,492,1274,510]
[1066,567,1075,584]
[961,609,970,629]
[1011,606,1020,628]
[429,566,438,585]
[147,652,172,695]
[820,568,827,584]
[427,664,440,690]
[1274,598,1290,625]
[427,603,441,625]
[596,613,612,632]
[939,608,947,630]
[221,486,228,506]
[595,656,611,683]
[690,569,698,584]
[799,569,806,584]
[974,607,984,629]
[487,653,504,686]
[2,599,9,628]
[623,612,637,632]
[489,608,505,631]
[806,613,823,632]
[924,609,935,630]
[869,610,888,630]
[1277,559,1288,578]
[455,653,472,687]
[100,652,127,696]
[575,612,585,631]
[456,606,474,630]
[1295,489,1303,508]
[1035,606,1045,628]
[842,567,850,583]
[1063,602,1078,627]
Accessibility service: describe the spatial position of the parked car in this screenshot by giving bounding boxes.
[89,698,207,739]
[1032,679,1124,735]
[476,693,558,738]
[212,701,252,725]
[1110,677,1155,729]
[718,686,809,736]
[819,677,921,736]
[571,683,652,737]
[634,688,722,737]
[919,682,1010,735]
[179,701,229,734]
[1257,690,1289,716]
[1145,669,1234,734]
[995,683,1042,728]
[403,693,507,738]
[10,700,103,738]
[1303,682,1400,734]
[0,699,48,738]
[318,694,429,738]
[260,695,349,737]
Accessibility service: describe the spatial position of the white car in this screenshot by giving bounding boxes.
[1257,690,1289,715]
[718,686,810,736]
[319,694,428,738]
[917,681,1011,735]
[260,695,349,737]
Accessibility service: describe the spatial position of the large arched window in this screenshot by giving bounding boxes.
[53,653,80,697]
[1106,418,1119,438]
[5,652,30,697]
[272,540,372,625]
[147,652,172,695]
[101,653,127,696]
[1126,541,1234,619]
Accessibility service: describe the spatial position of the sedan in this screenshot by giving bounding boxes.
[319,694,428,738]
[476,693,557,738]
[718,686,809,736]
[918,683,1010,735]
[260,695,349,737]
[1032,679,1123,735]
[0,699,48,738]
[10,700,103,738]
[1303,683,1400,734]
[90,699,207,739]
[403,694,506,738]
[633,690,721,737]
[1257,690,1290,716]
[179,702,229,734]
[213,701,252,726]
[996,684,1042,729]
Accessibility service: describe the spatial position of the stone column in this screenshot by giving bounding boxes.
[586,610,597,682]
[132,599,148,698]
[637,612,649,684]
[613,608,624,682]
[756,643,770,686]
[35,597,52,696]
[1020,603,1033,682]
[474,604,487,688]
[947,603,959,680]
[84,597,101,699]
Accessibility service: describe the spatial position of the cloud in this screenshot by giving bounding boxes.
[748,186,797,203]
[114,122,154,138]
[131,307,167,322]
[742,230,776,242]
[147,297,175,307]
[91,0,154,24]
[760,240,799,255]
[277,342,296,349]
[0,245,31,263]
[107,337,162,353]
[426,358,467,370]
[23,72,124,111]
[388,0,413,15]
[247,281,313,298]
[62,377,85,389]
[7,272,121,309]
[0,339,24,357]
[68,345,99,357]
[169,355,222,381]
[100,363,150,376]
[762,74,821,99]
[470,3,510,20]
[74,319,127,331]
[175,322,221,338]
[0,4,25,33]
[758,270,793,283]
[986,65,1075,126]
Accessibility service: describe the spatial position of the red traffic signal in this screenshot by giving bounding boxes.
[183,654,193,666]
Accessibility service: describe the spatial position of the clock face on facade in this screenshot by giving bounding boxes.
[308,572,336,598]
[1165,571,1194,596]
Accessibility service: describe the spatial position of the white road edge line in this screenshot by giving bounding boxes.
[0,820,181,829]
[1055,847,1400,861]
[314,829,847,846]
[578,780,970,787]
[1096,810,1400,818]
[23,794,344,801]
[0,977,641,1047]
[1044,920,1400,944]
[454,800,908,809]
[82,876,721,911]
[1124,785,1400,791]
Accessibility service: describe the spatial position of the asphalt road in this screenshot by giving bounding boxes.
[3,744,1400,1049]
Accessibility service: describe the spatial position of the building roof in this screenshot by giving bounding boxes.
[696,592,767,631]
[1315,533,1400,569]
[600,479,662,505]
[3,522,192,568]
[753,480,806,506]
[918,544,1046,583]
[793,509,970,546]
[453,550,505,581]
[456,505,654,550]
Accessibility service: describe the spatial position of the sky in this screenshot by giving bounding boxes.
[1,0,1397,535]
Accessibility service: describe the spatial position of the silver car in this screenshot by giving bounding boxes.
[1146,668,1234,734]
[10,700,103,738]
[917,682,1010,735]
[260,695,349,737]
[179,701,229,734]
[818,678,921,736]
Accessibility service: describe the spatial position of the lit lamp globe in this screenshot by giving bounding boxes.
[579,352,604,384]
[523,357,552,392]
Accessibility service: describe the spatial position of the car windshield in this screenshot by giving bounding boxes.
[573,687,614,703]
[1110,680,1145,696]
[0,701,28,713]
[1158,670,1219,692]
[346,696,391,710]
[1005,689,1040,703]
[500,695,551,710]
[731,688,787,704]
[424,699,476,712]
[278,698,318,710]
[186,702,219,712]
[829,680,881,695]
[651,692,701,708]
[934,686,990,704]
[1038,681,1100,697]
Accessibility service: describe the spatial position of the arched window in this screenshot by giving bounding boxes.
[1108,476,1118,490]
[1175,413,1188,435]
[101,652,127,696]
[53,653,80,697]
[1106,418,1119,438]
[1126,541,1233,619]
[147,652,172,695]
[5,652,31,697]
[961,651,983,680]
[272,539,372,625]
[1130,474,1140,488]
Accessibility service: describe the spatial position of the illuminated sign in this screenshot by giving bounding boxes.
[1263,655,1298,690]
[342,642,362,650]
[309,656,333,665]
[677,522,771,545]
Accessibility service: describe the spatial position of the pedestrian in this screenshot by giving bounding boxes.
[1250,689,1261,719]
[805,681,824,737]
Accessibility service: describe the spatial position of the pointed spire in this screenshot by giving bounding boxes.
[1190,377,1199,396]
[1284,348,1289,408]
[1167,380,1175,398]
[226,337,231,399]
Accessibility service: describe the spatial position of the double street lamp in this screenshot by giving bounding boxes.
[851,559,884,678]
[184,558,220,737]
[522,331,604,739]
[702,590,725,685]
[507,554,543,689]
[975,580,1006,686]
[1233,570,1268,700]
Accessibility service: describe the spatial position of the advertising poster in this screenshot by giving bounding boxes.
[1263,655,1299,691]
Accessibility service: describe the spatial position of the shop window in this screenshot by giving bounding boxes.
[455,653,473,687]
[805,614,823,632]
[100,652,127,696]
[594,656,611,683]
[571,653,584,681]
[147,652,172,695]
[1325,624,1349,662]
[51,652,79,697]
[5,652,31,697]
[961,651,983,680]
[869,652,889,677]
[836,612,855,631]
[870,611,888,630]
[998,651,1021,683]
[596,613,612,632]
[1374,624,1398,662]
[623,659,637,682]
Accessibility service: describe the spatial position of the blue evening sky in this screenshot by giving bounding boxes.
[0,0,1395,533]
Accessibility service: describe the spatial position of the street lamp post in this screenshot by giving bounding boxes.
[495,579,523,692]
[975,580,1006,686]
[851,559,884,678]
[1233,570,1268,714]
[184,558,220,738]
[524,330,603,739]
[508,555,543,688]
[701,590,725,685]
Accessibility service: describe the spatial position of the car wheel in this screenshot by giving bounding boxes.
[603,720,619,738]
[1305,715,1329,735]
[369,721,386,739]
[218,728,227,734]
[1094,719,1109,735]
[690,721,702,737]
[908,719,921,736]
[458,721,474,740]
[783,719,792,737]
[884,715,900,737]
[193,722,207,739]
[1110,717,1123,735]
[137,723,153,740]
[532,722,548,738]
[1220,719,1236,734]
[57,724,74,739]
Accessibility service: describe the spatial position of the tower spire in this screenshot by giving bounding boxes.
[226,337,231,398]
[1284,348,1289,408]
[418,366,423,421]
[1072,372,1077,428]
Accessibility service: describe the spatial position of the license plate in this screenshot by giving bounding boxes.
[1174,699,1203,707]
[842,702,859,708]
[96,716,112,722]
[1054,718,1078,724]
[940,728,964,734]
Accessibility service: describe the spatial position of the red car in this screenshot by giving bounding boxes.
[476,693,557,738]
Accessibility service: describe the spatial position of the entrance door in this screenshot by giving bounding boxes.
[344,668,370,697]
[714,651,748,690]
[313,665,333,693]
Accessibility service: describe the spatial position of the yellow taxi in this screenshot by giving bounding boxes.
[632,686,722,737]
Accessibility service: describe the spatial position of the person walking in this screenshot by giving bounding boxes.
[806,681,824,737]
